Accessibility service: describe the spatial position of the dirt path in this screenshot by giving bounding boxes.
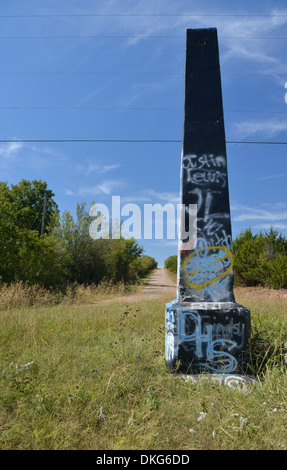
[94,268,177,304]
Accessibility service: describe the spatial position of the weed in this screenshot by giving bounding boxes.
[0,288,286,449]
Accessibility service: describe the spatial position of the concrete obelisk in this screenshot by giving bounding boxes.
[165,28,251,375]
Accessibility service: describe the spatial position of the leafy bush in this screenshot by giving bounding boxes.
[164,227,287,290]
[0,180,157,289]
[133,255,158,278]
[164,255,177,273]
[232,227,287,289]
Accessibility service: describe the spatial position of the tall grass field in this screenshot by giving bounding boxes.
[0,281,286,450]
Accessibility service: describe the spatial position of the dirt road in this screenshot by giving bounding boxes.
[96,268,176,304]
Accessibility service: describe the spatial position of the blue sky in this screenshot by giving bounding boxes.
[0,0,287,267]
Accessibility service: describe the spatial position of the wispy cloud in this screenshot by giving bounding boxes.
[121,188,180,205]
[76,161,121,177]
[0,141,66,175]
[0,142,23,159]
[78,79,118,106]
[258,172,287,181]
[218,13,287,66]
[120,188,180,204]
[232,118,287,139]
[231,203,287,223]
[149,239,179,246]
[234,211,287,222]
[254,223,287,230]
[144,189,180,204]
[65,179,126,196]
[38,2,287,75]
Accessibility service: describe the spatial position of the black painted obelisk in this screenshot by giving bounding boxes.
[165,28,251,375]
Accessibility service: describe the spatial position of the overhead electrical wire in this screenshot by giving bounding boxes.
[0,139,286,145]
[0,106,286,113]
[0,72,286,77]
[0,13,285,147]
[0,35,287,39]
[0,13,287,18]
[1,106,287,116]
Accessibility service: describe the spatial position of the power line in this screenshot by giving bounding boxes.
[0,71,285,77]
[0,71,183,75]
[226,110,287,114]
[1,106,287,114]
[0,139,181,143]
[1,35,287,39]
[223,73,287,77]
[0,13,287,18]
[0,139,287,144]
[1,106,183,111]
[227,141,287,144]
[29,201,44,230]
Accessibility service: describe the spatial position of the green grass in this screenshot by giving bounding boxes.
[0,287,287,450]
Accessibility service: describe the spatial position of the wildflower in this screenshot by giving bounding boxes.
[197,412,207,423]
[16,361,34,372]
[98,407,106,421]
[240,417,247,429]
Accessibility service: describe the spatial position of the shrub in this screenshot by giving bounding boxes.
[233,227,287,289]
[164,255,177,273]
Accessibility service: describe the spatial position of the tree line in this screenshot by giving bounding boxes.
[165,227,287,289]
[0,179,157,289]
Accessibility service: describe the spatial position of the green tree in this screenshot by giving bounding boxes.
[133,255,158,278]
[9,179,59,235]
[164,255,177,273]
[0,182,20,282]
[0,180,60,284]
[53,202,145,285]
[233,227,287,288]
[103,237,144,283]
[52,202,103,284]
[0,181,158,288]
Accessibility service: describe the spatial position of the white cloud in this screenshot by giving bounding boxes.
[0,142,23,158]
[221,41,278,65]
[232,118,287,139]
[65,179,125,196]
[205,9,287,69]
[234,211,287,222]
[258,172,287,181]
[231,203,287,223]
[150,239,178,246]
[254,223,287,230]
[120,195,153,203]
[144,189,180,204]
[120,188,180,204]
[36,2,287,77]
[0,141,67,174]
[97,180,120,194]
[77,161,121,177]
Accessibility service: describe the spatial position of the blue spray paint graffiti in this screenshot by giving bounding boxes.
[182,237,233,296]
[165,28,251,374]
[179,311,238,374]
[165,302,247,374]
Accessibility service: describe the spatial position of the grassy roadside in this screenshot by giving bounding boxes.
[164,267,177,286]
[0,270,158,310]
[0,287,286,450]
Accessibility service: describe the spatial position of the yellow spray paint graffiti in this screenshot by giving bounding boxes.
[182,238,233,291]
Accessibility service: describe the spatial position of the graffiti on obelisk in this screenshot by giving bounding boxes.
[165,28,251,375]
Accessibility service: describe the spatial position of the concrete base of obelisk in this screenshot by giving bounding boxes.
[165,300,251,375]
